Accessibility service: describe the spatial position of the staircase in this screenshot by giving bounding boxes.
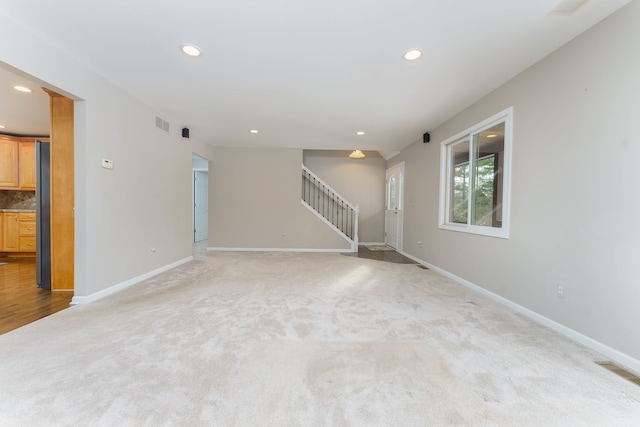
[301,165,358,252]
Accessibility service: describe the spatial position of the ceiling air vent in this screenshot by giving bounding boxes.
[155,116,170,133]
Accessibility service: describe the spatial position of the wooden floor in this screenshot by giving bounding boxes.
[0,258,73,335]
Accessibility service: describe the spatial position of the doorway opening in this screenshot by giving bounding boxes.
[192,153,209,243]
[0,64,75,333]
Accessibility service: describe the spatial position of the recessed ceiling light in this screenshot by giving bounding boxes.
[249,129,259,134]
[403,49,422,61]
[13,85,32,93]
[180,44,202,57]
[356,131,365,136]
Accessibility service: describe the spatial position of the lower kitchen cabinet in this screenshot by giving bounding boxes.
[1,211,36,253]
[2,212,20,252]
[19,213,37,252]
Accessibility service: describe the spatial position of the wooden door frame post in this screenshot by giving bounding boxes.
[44,88,74,292]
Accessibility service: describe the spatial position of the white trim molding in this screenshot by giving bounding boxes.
[207,247,352,253]
[71,256,193,305]
[398,249,640,377]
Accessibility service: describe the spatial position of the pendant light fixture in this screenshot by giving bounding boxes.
[349,150,365,159]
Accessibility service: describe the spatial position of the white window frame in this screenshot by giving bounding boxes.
[438,107,513,239]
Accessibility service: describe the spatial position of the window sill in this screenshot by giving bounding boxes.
[438,223,509,239]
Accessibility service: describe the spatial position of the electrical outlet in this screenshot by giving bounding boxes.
[557,284,565,298]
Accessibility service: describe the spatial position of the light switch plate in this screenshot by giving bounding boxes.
[101,159,114,169]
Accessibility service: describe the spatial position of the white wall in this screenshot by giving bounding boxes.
[1,12,216,298]
[209,147,351,251]
[390,1,640,368]
[303,150,385,243]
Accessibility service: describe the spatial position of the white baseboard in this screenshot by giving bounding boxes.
[71,256,194,305]
[360,242,386,246]
[207,247,353,253]
[398,249,640,377]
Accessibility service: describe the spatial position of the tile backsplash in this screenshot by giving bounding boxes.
[0,190,36,210]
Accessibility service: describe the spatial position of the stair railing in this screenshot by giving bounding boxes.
[302,165,358,251]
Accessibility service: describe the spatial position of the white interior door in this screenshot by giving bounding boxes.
[385,163,404,250]
[194,171,208,242]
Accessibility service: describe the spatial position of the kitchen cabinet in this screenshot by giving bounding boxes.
[0,135,40,190]
[19,212,37,252]
[2,212,20,252]
[18,141,36,189]
[1,211,36,253]
[0,136,19,188]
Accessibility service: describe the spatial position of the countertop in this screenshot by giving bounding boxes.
[0,209,36,213]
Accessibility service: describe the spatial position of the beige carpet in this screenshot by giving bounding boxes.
[1,251,639,426]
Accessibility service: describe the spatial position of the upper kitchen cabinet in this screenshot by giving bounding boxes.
[0,135,19,188]
[0,135,44,190]
[18,140,36,189]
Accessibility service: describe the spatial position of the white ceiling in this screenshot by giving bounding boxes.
[0,66,50,136]
[0,0,631,156]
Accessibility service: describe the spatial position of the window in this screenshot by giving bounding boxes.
[388,175,397,209]
[439,107,512,238]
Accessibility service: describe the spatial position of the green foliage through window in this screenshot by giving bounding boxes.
[471,156,496,227]
[452,163,468,223]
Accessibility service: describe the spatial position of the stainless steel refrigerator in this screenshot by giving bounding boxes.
[36,140,51,290]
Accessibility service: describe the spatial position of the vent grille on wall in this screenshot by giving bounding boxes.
[155,116,170,133]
